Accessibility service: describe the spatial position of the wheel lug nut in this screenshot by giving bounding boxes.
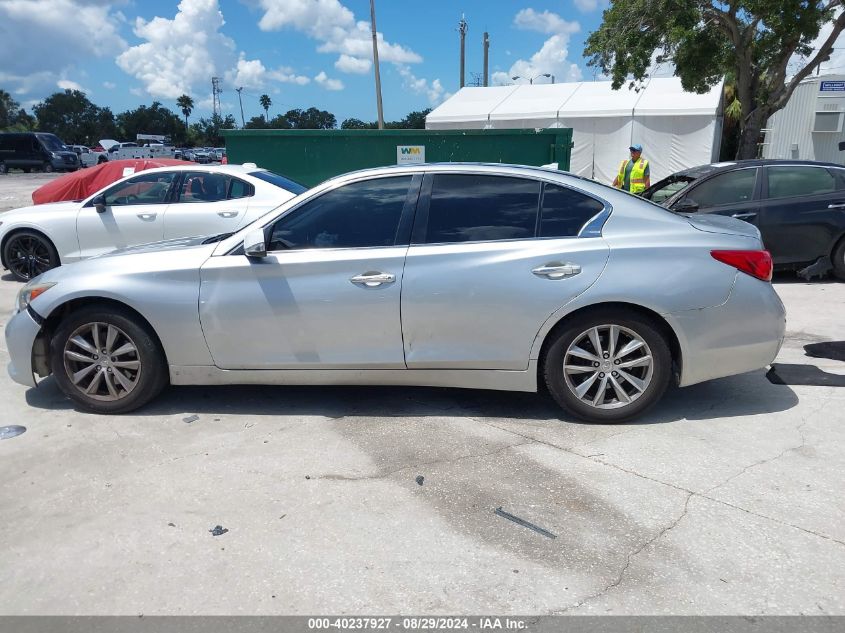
[599,372,605,378]
[93,355,98,360]
[95,365,101,370]
[603,353,609,358]
[614,359,620,365]
[612,371,618,377]
[593,362,600,367]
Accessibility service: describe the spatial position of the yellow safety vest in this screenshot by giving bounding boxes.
[617,158,649,194]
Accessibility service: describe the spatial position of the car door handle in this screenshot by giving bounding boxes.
[136,213,157,221]
[350,272,396,287]
[828,203,845,209]
[217,210,239,218]
[731,212,757,220]
[532,262,581,279]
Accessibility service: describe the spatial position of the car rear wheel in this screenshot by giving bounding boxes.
[832,238,845,281]
[42,162,54,173]
[51,306,169,414]
[0,162,7,174]
[3,231,60,282]
[543,309,672,423]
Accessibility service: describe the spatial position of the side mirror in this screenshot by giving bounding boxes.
[243,229,267,258]
[92,194,107,213]
[672,198,699,213]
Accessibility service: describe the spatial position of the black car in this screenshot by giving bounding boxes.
[643,159,845,279]
[0,132,79,173]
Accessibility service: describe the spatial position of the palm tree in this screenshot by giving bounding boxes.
[176,94,194,129]
[259,94,272,122]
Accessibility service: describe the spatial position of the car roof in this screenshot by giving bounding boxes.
[133,164,262,176]
[673,158,845,179]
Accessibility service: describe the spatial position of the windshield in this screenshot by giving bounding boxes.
[36,134,68,151]
[647,177,696,204]
[251,170,308,195]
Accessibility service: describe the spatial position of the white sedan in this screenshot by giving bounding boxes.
[0,164,305,281]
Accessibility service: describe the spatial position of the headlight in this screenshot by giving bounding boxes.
[16,282,57,313]
[51,152,60,158]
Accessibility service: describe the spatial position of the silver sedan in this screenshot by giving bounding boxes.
[5,164,786,423]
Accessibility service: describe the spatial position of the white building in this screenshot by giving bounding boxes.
[425,77,725,184]
[762,74,845,164]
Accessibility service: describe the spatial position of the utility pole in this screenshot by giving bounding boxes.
[235,87,245,128]
[369,0,385,130]
[459,15,468,89]
[483,31,489,87]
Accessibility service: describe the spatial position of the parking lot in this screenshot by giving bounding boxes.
[0,172,843,615]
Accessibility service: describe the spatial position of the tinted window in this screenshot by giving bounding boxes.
[268,176,412,250]
[649,178,694,203]
[767,166,836,199]
[178,171,228,203]
[685,168,757,207]
[422,174,540,244]
[229,178,252,199]
[252,170,307,195]
[35,134,66,151]
[103,172,177,206]
[540,184,604,237]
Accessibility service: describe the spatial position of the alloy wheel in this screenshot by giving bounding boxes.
[563,324,654,410]
[62,322,142,402]
[6,235,54,280]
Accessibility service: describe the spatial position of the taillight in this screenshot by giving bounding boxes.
[710,250,773,281]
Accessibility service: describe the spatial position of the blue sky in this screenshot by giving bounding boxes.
[0,0,611,124]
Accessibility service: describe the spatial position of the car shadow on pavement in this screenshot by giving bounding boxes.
[24,368,799,425]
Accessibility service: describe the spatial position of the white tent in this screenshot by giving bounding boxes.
[426,77,724,184]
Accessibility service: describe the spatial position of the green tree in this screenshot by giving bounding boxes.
[244,115,269,129]
[32,89,112,144]
[176,94,194,129]
[1,90,21,129]
[584,1,845,159]
[281,107,336,129]
[190,113,237,146]
[259,94,272,121]
[340,117,377,129]
[116,101,185,145]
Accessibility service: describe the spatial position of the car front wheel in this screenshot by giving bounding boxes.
[3,231,60,282]
[51,306,169,414]
[543,309,672,423]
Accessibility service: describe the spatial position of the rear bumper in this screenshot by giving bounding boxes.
[5,308,42,388]
[667,273,786,387]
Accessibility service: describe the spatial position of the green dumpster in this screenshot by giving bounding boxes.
[222,128,572,187]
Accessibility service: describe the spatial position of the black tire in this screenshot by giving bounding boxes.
[542,308,673,423]
[42,162,54,173]
[50,305,169,414]
[23,167,31,173]
[832,237,845,281]
[2,230,60,282]
[0,162,7,174]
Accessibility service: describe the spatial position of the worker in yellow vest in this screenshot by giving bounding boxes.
[612,144,650,195]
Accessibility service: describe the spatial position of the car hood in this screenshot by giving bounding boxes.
[682,213,762,240]
[0,200,80,222]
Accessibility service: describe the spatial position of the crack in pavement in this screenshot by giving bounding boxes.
[704,398,825,497]
[315,440,535,482]
[551,492,695,614]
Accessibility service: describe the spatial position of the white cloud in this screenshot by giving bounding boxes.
[314,71,344,91]
[514,8,579,35]
[492,8,583,86]
[398,65,451,106]
[103,81,117,90]
[574,0,608,12]
[335,54,372,74]
[254,0,422,73]
[0,0,126,96]
[57,80,87,93]
[117,0,308,103]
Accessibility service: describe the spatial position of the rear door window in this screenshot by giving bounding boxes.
[684,168,758,207]
[539,184,605,237]
[766,166,836,199]
[419,174,540,244]
[103,172,177,206]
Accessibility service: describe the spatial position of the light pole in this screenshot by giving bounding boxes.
[369,0,384,129]
[512,73,553,84]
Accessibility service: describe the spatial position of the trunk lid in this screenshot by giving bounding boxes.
[682,213,762,241]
